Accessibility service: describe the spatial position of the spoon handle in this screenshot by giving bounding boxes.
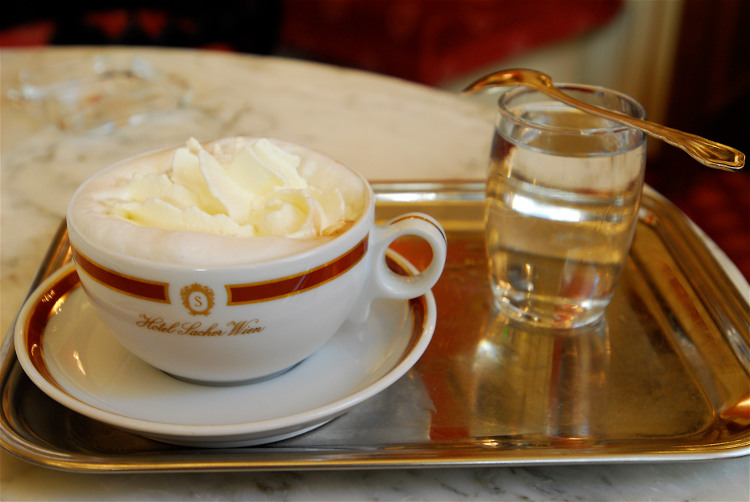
[539,85,745,171]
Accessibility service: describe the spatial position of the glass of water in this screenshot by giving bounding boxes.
[485,84,647,329]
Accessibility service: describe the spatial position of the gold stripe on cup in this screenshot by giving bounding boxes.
[226,236,368,305]
[71,247,171,303]
[390,214,447,242]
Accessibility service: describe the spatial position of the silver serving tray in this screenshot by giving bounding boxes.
[1,182,749,472]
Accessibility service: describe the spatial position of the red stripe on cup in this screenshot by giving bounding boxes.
[71,247,170,303]
[226,237,368,305]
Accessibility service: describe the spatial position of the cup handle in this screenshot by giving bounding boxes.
[348,213,447,323]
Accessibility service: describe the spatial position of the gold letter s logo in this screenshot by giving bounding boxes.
[180,284,215,316]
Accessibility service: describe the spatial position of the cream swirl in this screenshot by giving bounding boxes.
[68,137,368,265]
[108,137,353,238]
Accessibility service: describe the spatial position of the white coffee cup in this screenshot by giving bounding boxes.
[66,139,446,385]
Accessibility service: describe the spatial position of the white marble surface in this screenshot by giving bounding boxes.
[1,47,748,501]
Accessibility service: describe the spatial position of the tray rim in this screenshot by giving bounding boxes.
[2,182,749,473]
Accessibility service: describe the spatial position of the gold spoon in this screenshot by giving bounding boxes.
[462,68,745,172]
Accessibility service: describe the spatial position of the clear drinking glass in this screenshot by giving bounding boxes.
[485,84,647,329]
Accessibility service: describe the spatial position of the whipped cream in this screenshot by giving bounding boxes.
[113,137,357,238]
[69,137,368,265]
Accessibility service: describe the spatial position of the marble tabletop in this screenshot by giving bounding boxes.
[1,46,748,501]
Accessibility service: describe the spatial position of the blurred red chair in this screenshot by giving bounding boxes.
[1,1,283,54]
[279,0,624,85]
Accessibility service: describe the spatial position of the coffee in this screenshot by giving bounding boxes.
[65,136,446,384]
[68,137,367,266]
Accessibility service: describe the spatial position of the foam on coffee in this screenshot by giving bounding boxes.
[68,137,368,266]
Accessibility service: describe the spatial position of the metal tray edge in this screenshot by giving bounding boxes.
[2,183,749,473]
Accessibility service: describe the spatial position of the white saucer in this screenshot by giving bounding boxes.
[14,263,435,447]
